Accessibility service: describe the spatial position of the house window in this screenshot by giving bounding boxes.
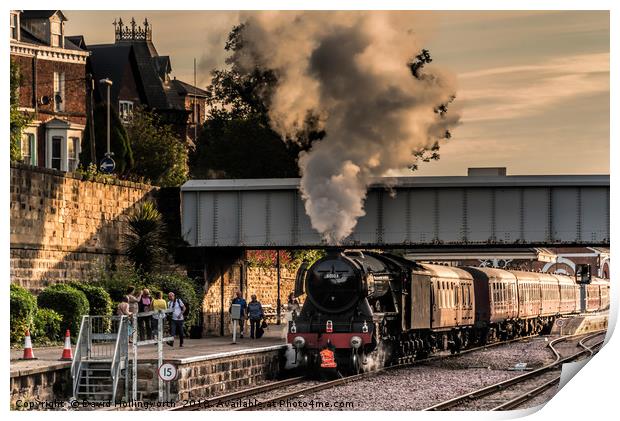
[10,13,19,40]
[119,100,134,123]
[51,136,62,170]
[51,21,63,47]
[53,72,65,112]
[68,137,80,171]
[21,133,36,166]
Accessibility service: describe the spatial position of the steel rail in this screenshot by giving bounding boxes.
[491,334,606,411]
[170,333,547,411]
[235,334,542,411]
[169,376,305,411]
[423,330,606,411]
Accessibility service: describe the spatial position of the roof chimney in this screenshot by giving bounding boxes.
[468,167,507,177]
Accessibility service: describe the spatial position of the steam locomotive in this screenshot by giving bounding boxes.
[287,251,609,375]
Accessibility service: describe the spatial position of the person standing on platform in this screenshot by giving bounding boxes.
[287,292,300,318]
[138,288,153,340]
[247,294,264,339]
[151,291,167,340]
[167,292,186,347]
[230,290,247,338]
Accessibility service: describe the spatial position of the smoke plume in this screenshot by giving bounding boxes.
[231,12,460,243]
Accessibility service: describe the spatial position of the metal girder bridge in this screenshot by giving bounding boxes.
[180,175,609,249]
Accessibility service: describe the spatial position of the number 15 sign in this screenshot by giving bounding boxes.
[158,363,178,381]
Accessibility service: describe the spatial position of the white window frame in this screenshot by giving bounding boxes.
[10,12,20,41]
[21,131,37,166]
[67,136,80,171]
[119,100,134,123]
[50,19,63,48]
[45,122,83,172]
[53,72,65,112]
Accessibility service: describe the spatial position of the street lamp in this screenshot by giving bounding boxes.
[99,78,113,158]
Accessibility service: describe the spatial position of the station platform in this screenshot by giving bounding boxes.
[11,325,289,403]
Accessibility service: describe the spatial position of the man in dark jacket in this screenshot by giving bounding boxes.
[230,290,247,338]
[247,295,264,339]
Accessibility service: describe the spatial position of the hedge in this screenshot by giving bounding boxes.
[10,284,37,344]
[37,284,90,335]
[92,269,143,303]
[148,274,200,327]
[69,282,113,317]
[32,308,62,344]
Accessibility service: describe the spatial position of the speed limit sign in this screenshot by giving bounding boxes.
[158,363,177,381]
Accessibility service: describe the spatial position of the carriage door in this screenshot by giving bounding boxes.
[455,281,462,325]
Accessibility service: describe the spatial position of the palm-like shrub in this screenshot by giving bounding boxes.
[123,201,166,274]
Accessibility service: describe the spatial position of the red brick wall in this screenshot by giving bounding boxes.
[11,53,87,126]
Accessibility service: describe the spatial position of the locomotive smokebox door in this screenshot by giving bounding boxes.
[576,264,592,284]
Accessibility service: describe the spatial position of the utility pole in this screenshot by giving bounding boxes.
[276,250,281,325]
[86,73,96,165]
[99,78,113,158]
[193,58,197,143]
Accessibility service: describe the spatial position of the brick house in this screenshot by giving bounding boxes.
[10,10,89,171]
[86,17,208,144]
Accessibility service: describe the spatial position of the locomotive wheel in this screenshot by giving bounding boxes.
[351,351,363,375]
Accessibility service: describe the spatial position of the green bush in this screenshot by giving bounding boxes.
[69,282,113,317]
[10,284,37,344]
[32,308,62,344]
[37,284,90,335]
[148,274,200,327]
[92,268,144,303]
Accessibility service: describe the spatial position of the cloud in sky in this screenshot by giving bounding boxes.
[63,10,609,176]
[458,52,609,123]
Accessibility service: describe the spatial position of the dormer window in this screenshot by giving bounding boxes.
[10,12,19,40]
[51,20,63,47]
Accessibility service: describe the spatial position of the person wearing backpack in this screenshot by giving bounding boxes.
[167,291,186,347]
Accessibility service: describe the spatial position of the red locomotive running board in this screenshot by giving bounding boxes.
[288,332,373,349]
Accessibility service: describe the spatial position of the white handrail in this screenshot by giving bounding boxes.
[110,316,127,401]
[71,316,87,399]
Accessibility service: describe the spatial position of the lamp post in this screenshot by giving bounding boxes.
[99,78,113,157]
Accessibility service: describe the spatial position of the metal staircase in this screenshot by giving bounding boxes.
[72,315,129,402]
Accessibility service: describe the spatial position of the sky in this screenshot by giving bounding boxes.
[63,10,610,176]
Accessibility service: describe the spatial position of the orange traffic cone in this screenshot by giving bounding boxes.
[59,330,73,361]
[19,330,37,360]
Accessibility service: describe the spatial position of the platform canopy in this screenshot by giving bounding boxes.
[180,174,609,249]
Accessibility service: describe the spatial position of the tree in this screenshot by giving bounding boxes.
[190,24,324,179]
[122,201,166,275]
[125,107,188,187]
[10,60,31,162]
[191,117,301,179]
[79,103,133,174]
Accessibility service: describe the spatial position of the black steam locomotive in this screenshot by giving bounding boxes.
[287,251,609,375]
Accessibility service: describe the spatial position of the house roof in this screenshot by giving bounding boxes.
[21,10,67,21]
[169,78,208,97]
[88,44,140,103]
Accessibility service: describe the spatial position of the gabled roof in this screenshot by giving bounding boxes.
[19,26,46,45]
[65,35,87,50]
[88,43,142,103]
[169,78,208,98]
[21,10,67,21]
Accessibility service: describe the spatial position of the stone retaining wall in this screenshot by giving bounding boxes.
[10,163,156,291]
[136,346,286,401]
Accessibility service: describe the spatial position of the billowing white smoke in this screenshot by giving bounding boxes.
[231,12,460,243]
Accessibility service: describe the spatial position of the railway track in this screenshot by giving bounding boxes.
[170,331,604,411]
[171,334,539,411]
[423,330,606,411]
